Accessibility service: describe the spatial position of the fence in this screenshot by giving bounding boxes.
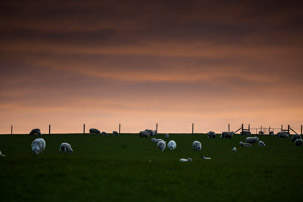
[0,123,302,135]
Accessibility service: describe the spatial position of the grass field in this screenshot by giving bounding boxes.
[0,134,302,202]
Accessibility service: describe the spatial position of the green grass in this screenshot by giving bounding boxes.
[0,134,302,202]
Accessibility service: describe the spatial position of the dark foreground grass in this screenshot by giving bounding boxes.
[0,134,302,202]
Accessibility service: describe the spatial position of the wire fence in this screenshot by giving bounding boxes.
[0,123,302,135]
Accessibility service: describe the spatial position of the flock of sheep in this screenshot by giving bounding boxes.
[31,138,73,154]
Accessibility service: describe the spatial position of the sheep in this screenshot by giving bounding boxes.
[31,138,46,154]
[201,155,211,160]
[258,141,266,147]
[240,141,252,147]
[101,131,108,136]
[192,141,202,151]
[139,131,149,138]
[207,131,216,139]
[240,131,251,135]
[29,128,41,136]
[89,128,100,134]
[167,140,177,150]
[113,131,119,136]
[295,139,303,146]
[157,140,166,151]
[259,131,264,135]
[269,131,274,136]
[145,129,156,136]
[277,132,289,138]
[232,147,237,152]
[59,143,73,153]
[151,138,164,143]
[291,134,301,142]
[0,151,6,157]
[246,137,259,144]
[164,133,169,139]
[179,158,192,162]
[221,132,233,139]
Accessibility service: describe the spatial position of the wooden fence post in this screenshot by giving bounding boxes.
[119,123,121,134]
[83,124,85,134]
[241,124,244,133]
[248,124,250,132]
[156,123,158,133]
[49,124,51,135]
[301,125,302,137]
[192,123,194,134]
[228,124,230,132]
[11,125,13,135]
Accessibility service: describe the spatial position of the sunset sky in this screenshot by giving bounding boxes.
[0,0,302,134]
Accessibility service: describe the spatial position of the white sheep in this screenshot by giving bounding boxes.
[207,131,216,139]
[292,134,301,142]
[139,131,149,138]
[258,141,266,147]
[157,140,166,151]
[192,141,202,151]
[179,157,192,162]
[232,147,237,152]
[240,141,252,147]
[277,132,289,138]
[295,139,303,146]
[59,143,73,153]
[164,133,169,139]
[31,138,46,154]
[167,140,177,150]
[221,132,233,139]
[246,137,259,144]
[202,155,211,160]
[0,151,6,157]
[151,138,164,143]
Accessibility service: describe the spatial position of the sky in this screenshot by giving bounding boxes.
[0,0,302,134]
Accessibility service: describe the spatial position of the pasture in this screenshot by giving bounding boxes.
[0,134,302,202]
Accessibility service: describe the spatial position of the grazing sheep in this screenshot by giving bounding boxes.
[221,132,233,139]
[259,131,264,135]
[232,147,237,152]
[269,131,274,136]
[295,139,303,146]
[31,138,46,154]
[246,137,259,144]
[0,151,6,157]
[192,141,202,151]
[201,155,211,160]
[151,138,164,143]
[113,131,119,136]
[167,140,177,150]
[277,132,289,138]
[179,158,192,162]
[157,140,166,151]
[29,128,41,136]
[258,141,266,147]
[89,128,100,134]
[207,131,216,139]
[240,131,251,135]
[145,129,156,136]
[101,131,108,136]
[240,141,252,147]
[164,133,169,139]
[139,131,149,138]
[59,143,73,153]
[291,134,301,142]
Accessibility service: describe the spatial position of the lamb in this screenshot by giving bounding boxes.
[221,132,233,139]
[139,131,149,138]
[295,139,303,146]
[232,147,237,152]
[291,134,301,142]
[258,141,266,147]
[164,133,169,139]
[31,138,46,154]
[157,140,166,151]
[240,141,252,147]
[192,141,202,151]
[207,131,216,139]
[101,131,108,136]
[167,140,177,150]
[89,128,100,134]
[179,157,192,162]
[246,137,259,144]
[277,132,289,138]
[59,143,73,153]
[113,131,119,136]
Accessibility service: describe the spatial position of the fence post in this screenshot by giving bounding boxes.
[288,125,290,134]
[119,123,121,134]
[192,123,194,134]
[156,123,158,133]
[301,125,302,137]
[228,124,230,132]
[248,124,250,132]
[241,124,243,133]
[11,125,13,135]
[49,124,51,135]
[281,124,283,132]
[83,124,85,134]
